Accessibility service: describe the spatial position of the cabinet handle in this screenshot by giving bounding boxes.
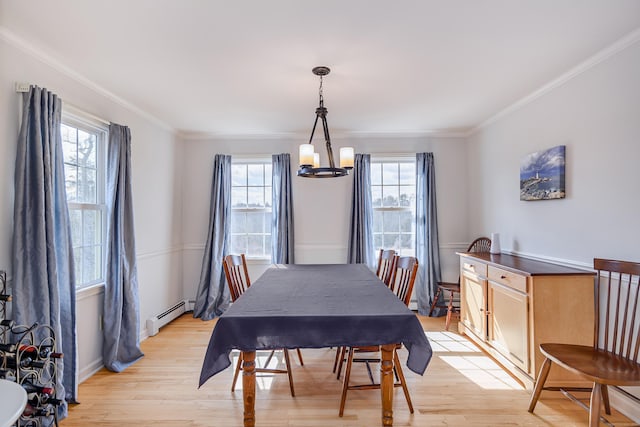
[500,275,507,279]
[464,263,475,271]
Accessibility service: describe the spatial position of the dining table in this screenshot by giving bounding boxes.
[199,263,432,426]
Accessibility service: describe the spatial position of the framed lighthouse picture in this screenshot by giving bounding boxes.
[520,145,566,201]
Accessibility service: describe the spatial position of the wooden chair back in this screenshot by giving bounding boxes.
[389,256,419,306]
[594,258,640,361]
[376,249,397,287]
[468,236,491,253]
[222,254,251,302]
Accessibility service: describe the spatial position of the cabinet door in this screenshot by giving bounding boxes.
[487,281,529,372]
[461,271,487,340]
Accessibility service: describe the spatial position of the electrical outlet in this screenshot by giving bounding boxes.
[15,82,30,92]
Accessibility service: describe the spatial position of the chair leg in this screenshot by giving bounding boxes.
[283,349,295,397]
[231,351,243,392]
[339,347,355,417]
[332,347,341,373]
[263,350,276,368]
[601,384,611,415]
[393,350,414,413]
[445,291,455,331]
[336,346,347,380]
[296,348,304,366]
[589,382,602,427]
[429,288,442,316]
[528,357,552,412]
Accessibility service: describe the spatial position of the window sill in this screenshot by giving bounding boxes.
[76,282,105,301]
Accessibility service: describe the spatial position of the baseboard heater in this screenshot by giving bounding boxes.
[146,299,194,337]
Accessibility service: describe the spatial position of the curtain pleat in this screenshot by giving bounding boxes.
[12,86,78,417]
[347,153,375,269]
[271,153,295,264]
[193,154,232,320]
[416,152,442,315]
[102,123,144,372]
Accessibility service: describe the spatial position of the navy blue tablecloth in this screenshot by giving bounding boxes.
[199,264,432,387]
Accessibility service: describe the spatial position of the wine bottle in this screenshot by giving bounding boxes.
[4,355,46,369]
[0,369,16,381]
[0,319,14,328]
[0,293,11,302]
[23,402,54,417]
[0,342,16,352]
[21,381,55,396]
[19,344,63,360]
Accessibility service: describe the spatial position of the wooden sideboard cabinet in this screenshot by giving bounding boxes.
[458,252,595,389]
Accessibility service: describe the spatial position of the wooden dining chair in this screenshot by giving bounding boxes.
[376,248,397,287]
[528,258,640,427]
[338,256,419,417]
[428,236,491,330]
[222,254,303,397]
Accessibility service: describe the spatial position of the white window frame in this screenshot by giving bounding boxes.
[371,155,416,257]
[229,157,272,260]
[61,111,108,289]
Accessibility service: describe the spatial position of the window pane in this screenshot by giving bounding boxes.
[83,245,100,283]
[78,130,97,168]
[383,211,400,232]
[382,163,398,185]
[69,210,82,247]
[247,235,264,257]
[371,160,416,257]
[371,186,382,207]
[400,234,414,251]
[79,167,97,203]
[383,234,399,248]
[231,211,245,233]
[246,211,264,233]
[373,234,383,251]
[232,187,247,208]
[247,187,264,208]
[371,163,382,185]
[232,164,247,186]
[399,186,414,207]
[265,164,272,181]
[265,186,272,208]
[74,249,83,285]
[399,211,414,233]
[231,235,248,254]
[247,164,264,186]
[372,210,382,233]
[61,119,106,288]
[399,163,415,185]
[65,165,78,202]
[382,186,399,207]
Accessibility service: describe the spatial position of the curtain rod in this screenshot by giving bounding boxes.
[15,82,111,126]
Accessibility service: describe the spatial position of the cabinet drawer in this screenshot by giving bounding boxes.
[461,258,487,277]
[488,266,527,293]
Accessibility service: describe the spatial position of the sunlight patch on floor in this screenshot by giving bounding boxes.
[426,330,522,390]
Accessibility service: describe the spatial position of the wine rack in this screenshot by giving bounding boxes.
[0,270,63,427]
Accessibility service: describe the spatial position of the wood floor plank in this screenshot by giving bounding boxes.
[61,314,635,426]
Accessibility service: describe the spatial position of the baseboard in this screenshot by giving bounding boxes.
[610,387,640,423]
[79,357,104,384]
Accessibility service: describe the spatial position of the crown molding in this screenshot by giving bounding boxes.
[469,27,640,136]
[0,25,175,133]
[178,128,469,142]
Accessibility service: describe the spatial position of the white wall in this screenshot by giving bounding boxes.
[180,134,469,300]
[467,39,640,418]
[0,32,183,380]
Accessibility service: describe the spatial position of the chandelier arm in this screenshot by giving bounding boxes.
[321,115,336,169]
[308,112,320,144]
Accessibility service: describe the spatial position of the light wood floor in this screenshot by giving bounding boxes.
[62,314,635,426]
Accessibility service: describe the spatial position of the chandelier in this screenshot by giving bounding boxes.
[297,66,354,178]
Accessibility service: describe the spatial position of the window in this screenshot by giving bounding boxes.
[61,116,107,288]
[371,159,416,257]
[230,161,272,259]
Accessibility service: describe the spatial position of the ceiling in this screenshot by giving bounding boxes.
[2,1,640,137]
